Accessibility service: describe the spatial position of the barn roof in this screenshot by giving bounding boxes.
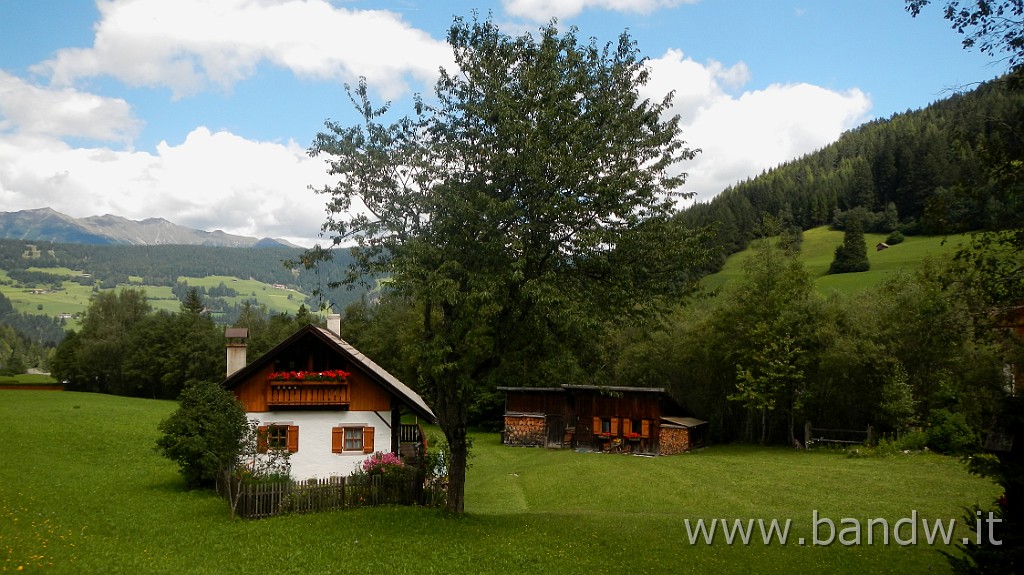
[499,385,669,394]
[221,324,435,423]
[661,416,708,428]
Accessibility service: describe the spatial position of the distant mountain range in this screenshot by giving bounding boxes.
[0,208,300,248]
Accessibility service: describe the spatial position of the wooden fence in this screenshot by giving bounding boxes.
[223,468,446,519]
[804,421,874,449]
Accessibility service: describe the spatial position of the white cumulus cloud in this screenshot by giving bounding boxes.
[0,71,142,143]
[641,50,871,201]
[0,126,330,246]
[34,0,453,99]
[503,0,697,21]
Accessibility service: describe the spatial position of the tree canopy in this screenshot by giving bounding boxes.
[307,16,711,513]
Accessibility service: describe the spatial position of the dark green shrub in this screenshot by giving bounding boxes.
[155,380,248,488]
[925,409,980,455]
[886,230,905,245]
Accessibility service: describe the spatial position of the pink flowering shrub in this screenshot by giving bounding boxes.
[360,451,404,476]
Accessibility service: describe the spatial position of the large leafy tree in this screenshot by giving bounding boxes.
[306,16,710,513]
[907,3,1024,571]
[58,287,151,394]
[906,0,1024,71]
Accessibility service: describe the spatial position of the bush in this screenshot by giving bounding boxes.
[925,409,980,455]
[359,451,406,478]
[886,230,905,245]
[898,429,929,451]
[155,380,248,488]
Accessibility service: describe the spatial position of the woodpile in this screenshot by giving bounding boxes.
[503,414,547,447]
[659,426,691,455]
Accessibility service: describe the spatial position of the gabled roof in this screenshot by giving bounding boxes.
[222,324,436,423]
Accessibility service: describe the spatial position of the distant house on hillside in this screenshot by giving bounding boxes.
[499,385,707,455]
[221,316,435,480]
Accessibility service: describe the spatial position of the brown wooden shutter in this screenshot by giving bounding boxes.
[362,426,374,454]
[641,419,651,439]
[256,425,269,453]
[287,425,299,453]
[592,416,601,434]
[623,419,632,435]
[611,417,619,436]
[331,427,343,453]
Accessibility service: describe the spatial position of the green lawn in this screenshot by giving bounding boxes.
[703,227,970,295]
[0,391,1000,574]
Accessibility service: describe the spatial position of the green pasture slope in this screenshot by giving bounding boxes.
[1,391,999,574]
[0,270,307,329]
[703,227,970,295]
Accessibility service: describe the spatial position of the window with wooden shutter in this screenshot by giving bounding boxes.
[256,425,269,453]
[343,427,363,451]
[331,427,344,453]
[362,426,374,454]
[611,417,619,436]
[592,416,601,434]
[641,419,651,439]
[286,426,299,453]
[623,419,633,435]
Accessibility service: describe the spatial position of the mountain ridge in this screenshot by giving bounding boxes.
[0,208,299,248]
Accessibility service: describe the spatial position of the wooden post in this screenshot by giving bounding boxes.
[804,420,812,450]
[391,400,401,455]
[866,424,874,446]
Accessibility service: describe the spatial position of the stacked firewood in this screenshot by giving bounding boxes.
[503,414,547,446]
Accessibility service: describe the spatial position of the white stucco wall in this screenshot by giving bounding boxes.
[247,410,391,480]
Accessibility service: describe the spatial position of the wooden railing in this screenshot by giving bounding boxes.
[399,423,424,444]
[399,423,427,462]
[268,381,349,407]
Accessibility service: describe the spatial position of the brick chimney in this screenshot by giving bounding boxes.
[327,313,342,337]
[225,327,249,377]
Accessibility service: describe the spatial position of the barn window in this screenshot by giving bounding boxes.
[600,418,611,434]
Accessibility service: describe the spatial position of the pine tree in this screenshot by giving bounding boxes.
[828,217,870,274]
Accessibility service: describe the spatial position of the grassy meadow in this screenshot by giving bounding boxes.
[702,227,971,295]
[0,391,1001,574]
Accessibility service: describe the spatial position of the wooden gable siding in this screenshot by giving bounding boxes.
[230,333,391,413]
[575,390,663,443]
[504,389,565,416]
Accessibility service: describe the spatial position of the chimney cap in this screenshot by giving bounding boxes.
[225,327,249,339]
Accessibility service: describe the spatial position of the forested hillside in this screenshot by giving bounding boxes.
[0,239,365,375]
[680,76,1024,266]
[0,239,362,308]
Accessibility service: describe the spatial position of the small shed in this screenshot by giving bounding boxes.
[499,385,707,455]
[659,416,709,454]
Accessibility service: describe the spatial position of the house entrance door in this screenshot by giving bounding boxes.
[545,415,563,448]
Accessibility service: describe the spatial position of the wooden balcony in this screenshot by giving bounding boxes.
[268,381,350,408]
[399,423,428,462]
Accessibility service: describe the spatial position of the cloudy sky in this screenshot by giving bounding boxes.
[0,0,1000,247]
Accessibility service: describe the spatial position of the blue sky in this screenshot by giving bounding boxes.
[0,0,1001,246]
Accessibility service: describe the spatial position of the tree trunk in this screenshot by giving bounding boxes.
[444,426,468,514]
[759,407,767,445]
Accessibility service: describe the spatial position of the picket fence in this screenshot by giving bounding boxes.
[222,468,446,519]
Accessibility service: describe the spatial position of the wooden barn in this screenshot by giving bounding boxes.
[499,385,707,455]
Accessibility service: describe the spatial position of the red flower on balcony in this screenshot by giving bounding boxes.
[269,369,351,382]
